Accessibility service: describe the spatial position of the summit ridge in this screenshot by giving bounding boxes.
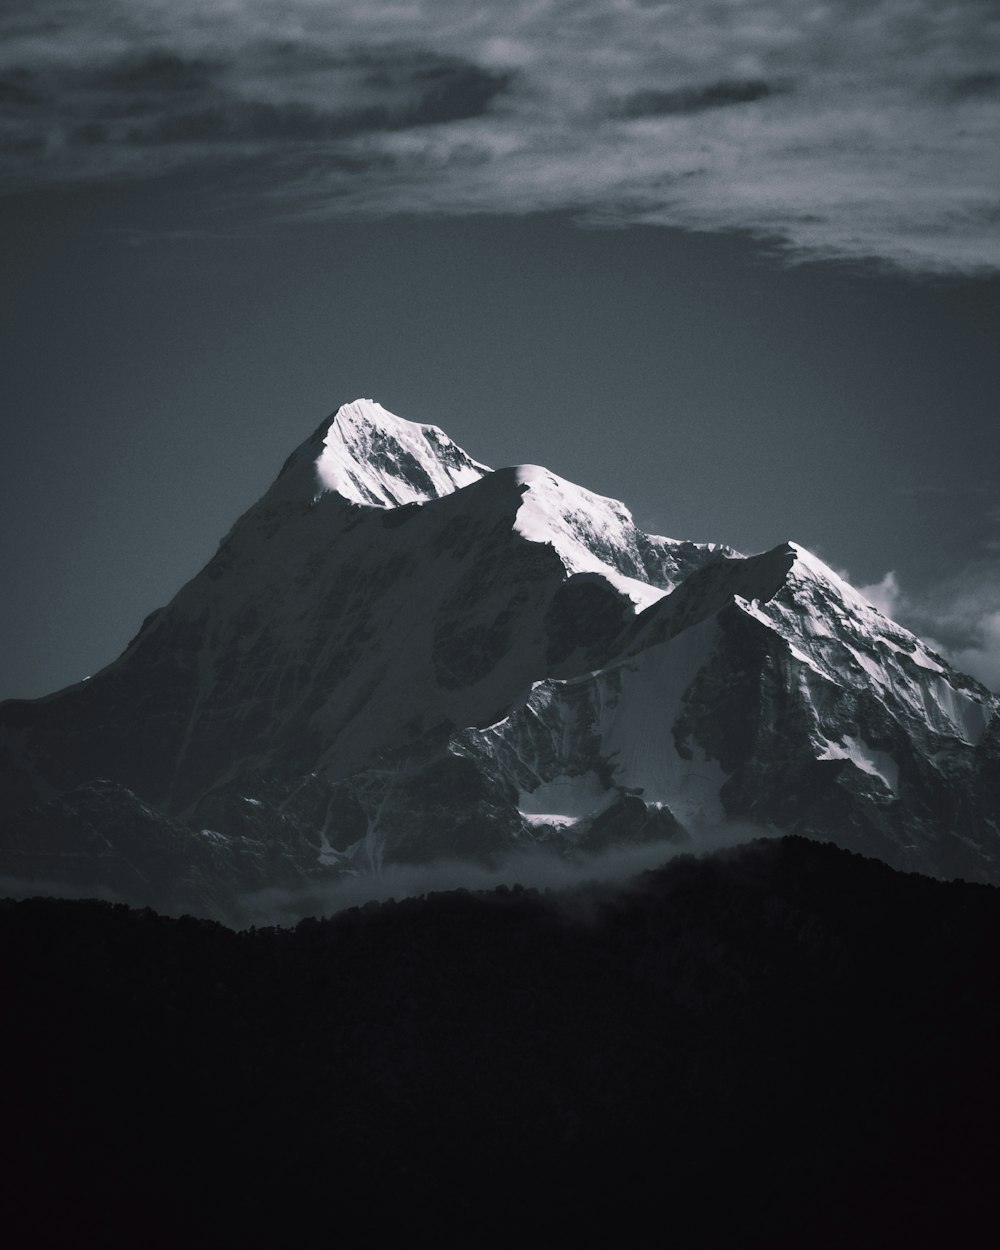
[315,398,489,507]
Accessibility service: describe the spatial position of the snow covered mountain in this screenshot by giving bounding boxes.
[1,399,997,919]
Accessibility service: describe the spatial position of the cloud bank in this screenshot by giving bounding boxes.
[1,0,998,271]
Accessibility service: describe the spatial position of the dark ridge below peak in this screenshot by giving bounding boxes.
[2,836,998,1247]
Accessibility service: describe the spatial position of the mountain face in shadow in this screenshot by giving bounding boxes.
[1,399,997,919]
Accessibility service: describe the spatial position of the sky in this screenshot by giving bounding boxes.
[2,0,999,701]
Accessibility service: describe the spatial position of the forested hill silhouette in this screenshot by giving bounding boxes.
[4,836,999,1247]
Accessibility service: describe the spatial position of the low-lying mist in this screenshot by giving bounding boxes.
[0,824,767,929]
[235,822,762,928]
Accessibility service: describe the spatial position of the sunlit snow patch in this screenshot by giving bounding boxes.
[817,734,900,794]
[512,465,665,610]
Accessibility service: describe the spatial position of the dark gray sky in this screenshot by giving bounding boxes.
[2,0,999,700]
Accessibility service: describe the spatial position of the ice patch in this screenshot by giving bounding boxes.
[317,827,345,868]
[886,639,945,674]
[198,829,229,844]
[817,734,899,795]
[918,676,990,746]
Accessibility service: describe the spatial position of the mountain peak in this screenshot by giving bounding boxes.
[314,399,489,508]
[3,399,999,917]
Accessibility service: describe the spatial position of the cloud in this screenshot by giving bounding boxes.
[0,38,511,157]
[1,0,998,272]
[859,560,1000,693]
[0,874,124,903]
[947,71,1000,100]
[235,826,760,928]
[857,570,903,620]
[612,79,783,118]
[949,612,1000,693]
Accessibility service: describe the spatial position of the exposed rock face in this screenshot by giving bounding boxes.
[1,399,997,918]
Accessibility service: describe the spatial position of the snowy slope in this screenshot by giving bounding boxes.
[742,543,992,747]
[511,465,666,610]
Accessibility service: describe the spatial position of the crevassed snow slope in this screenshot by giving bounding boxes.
[740,542,992,747]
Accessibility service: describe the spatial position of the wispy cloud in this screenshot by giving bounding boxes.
[859,559,1000,693]
[1,0,998,272]
[857,570,903,620]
